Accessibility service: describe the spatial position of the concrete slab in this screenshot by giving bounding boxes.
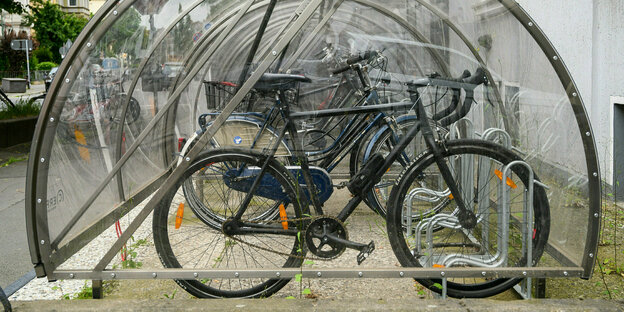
[8,298,624,311]
[0,143,32,290]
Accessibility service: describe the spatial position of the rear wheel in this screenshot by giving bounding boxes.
[386,140,550,298]
[153,148,308,298]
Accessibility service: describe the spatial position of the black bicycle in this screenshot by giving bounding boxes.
[152,66,550,299]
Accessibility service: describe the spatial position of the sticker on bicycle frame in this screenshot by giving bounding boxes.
[233,136,243,145]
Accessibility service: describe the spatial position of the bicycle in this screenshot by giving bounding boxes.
[179,50,422,220]
[153,65,550,299]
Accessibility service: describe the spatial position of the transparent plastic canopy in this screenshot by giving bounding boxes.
[26,0,600,283]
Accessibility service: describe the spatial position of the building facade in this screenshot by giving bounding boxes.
[0,0,30,37]
[54,0,90,18]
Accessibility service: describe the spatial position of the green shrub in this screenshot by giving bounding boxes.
[33,46,54,63]
[35,61,57,71]
[0,98,41,120]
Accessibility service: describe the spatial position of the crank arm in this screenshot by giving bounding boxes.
[323,234,375,264]
[323,233,367,250]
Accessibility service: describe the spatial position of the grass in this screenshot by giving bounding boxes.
[0,98,41,120]
[0,156,28,168]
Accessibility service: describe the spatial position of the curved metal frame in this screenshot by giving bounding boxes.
[25,0,601,281]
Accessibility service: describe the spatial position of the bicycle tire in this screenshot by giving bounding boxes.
[153,148,308,298]
[386,139,550,298]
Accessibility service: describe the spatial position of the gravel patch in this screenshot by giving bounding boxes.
[9,186,447,301]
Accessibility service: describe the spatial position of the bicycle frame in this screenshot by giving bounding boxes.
[223,81,477,237]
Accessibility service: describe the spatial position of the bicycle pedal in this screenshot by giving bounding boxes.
[334,181,348,189]
[356,241,375,265]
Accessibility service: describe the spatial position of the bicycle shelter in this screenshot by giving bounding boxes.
[26,0,601,298]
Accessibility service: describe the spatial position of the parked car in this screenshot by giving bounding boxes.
[44,67,59,92]
[162,62,184,89]
[101,57,122,78]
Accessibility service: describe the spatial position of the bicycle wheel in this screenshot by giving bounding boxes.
[386,140,550,298]
[126,96,141,124]
[153,148,308,298]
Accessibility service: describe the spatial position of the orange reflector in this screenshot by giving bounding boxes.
[448,194,454,200]
[74,126,91,162]
[432,264,445,268]
[279,203,288,230]
[494,169,518,189]
[175,203,185,229]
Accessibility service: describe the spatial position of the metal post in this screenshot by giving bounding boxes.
[24,40,31,88]
[92,280,103,299]
[0,285,11,312]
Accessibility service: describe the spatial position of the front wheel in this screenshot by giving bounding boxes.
[386,140,550,298]
[153,148,308,298]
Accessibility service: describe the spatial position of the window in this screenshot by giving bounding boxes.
[69,0,76,6]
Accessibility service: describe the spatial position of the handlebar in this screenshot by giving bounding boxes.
[407,67,487,90]
[331,50,379,75]
[407,67,489,127]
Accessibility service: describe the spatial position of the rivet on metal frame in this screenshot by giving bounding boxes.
[87,42,92,48]
[234,272,239,278]
[185,157,191,162]
[37,199,42,203]
[111,273,116,278]
[317,272,322,277]
[152,273,157,278]
[399,272,404,277]
[40,158,45,163]
[358,272,363,277]
[481,271,486,277]
[193,272,198,278]
[69,273,75,279]
[65,78,70,83]
[440,272,445,277]
[594,213,599,218]
[276,272,281,277]
[272,51,277,56]
[572,92,577,97]
[528,22,533,27]
[523,271,527,276]
[40,240,45,245]
[49,117,55,122]
[593,172,598,177]
[585,132,591,137]
[589,253,594,258]
[553,56,558,60]
[113,10,118,15]
[563,271,569,276]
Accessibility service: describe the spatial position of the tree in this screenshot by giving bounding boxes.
[0,30,31,72]
[0,0,24,14]
[98,7,141,59]
[22,0,88,63]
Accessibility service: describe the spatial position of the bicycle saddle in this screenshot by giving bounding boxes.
[254,73,311,91]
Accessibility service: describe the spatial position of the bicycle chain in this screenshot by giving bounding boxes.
[222,215,346,261]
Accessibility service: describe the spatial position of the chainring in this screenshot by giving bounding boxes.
[304,216,348,259]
